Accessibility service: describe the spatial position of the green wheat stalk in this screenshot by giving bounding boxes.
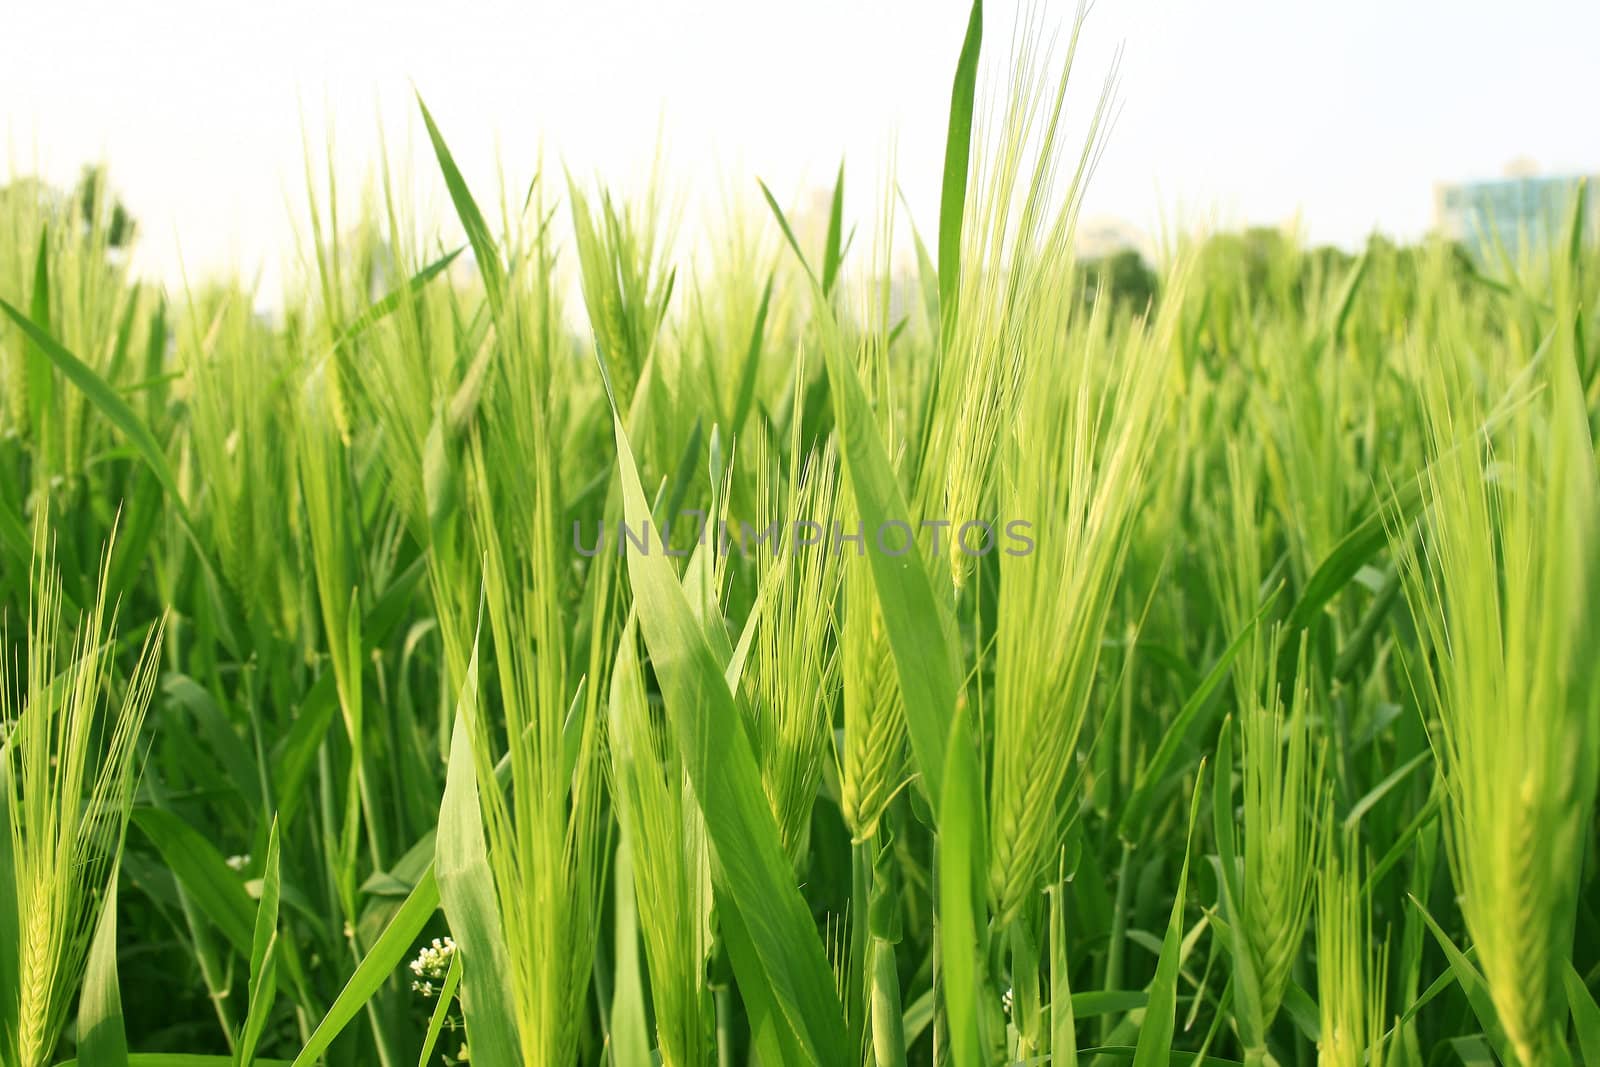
[2,520,163,1067]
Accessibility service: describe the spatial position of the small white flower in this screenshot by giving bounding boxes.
[407,935,457,997]
[1001,986,1015,1017]
[225,854,250,872]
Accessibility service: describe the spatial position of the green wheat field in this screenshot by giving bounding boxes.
[3,5,1599,1066]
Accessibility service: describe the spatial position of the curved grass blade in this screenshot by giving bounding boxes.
[757,181,819,289]
[131,809,255,957]
[1409,895,1514,1064]
[1119,605,1266,840]
[269,675,338,830]
[1133,762,1205,1067]
[0,299,242,654]
[25,227,53,437]
[1049,876,1078,1067]
[729,276,775,437]
[938,0,983,339]
[435,644,521,1067]
[236,821,281,1067]
[1563,964,1600,1067]
[335,247,463,349]
[606,406,849,1065]
[605,839,651,1067]
[937,704,990,1067]
[162,676,262,817]
[1287,478,1423,633]
[416,97,504,317]
[822,162,846,296]
[1210,723,1264,1054]
[290,869,440,1067]
[816,323,960,806]
[416,951,463,1067]
[1341,750,1430,831]
[1,299,182,507]
[77,858,128,1067]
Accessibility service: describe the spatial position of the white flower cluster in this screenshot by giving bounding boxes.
[409,936,456,998]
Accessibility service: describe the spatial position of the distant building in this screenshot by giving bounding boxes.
[1434,170,1598,258]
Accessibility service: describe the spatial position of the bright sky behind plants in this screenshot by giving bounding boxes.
[4,0,1596,300]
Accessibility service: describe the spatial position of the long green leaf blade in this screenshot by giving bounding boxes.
[1133,764,1205,1067]
[290,870,440,1067]
[937,0,983,339]
[435,643,521,1067]
[817,328,960,805]
[607,407,849,1065]
[416,98,505,316]
[77,859,128,1067]
[236,821,281,1067]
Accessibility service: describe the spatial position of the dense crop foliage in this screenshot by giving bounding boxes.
[3,5,1600,1066]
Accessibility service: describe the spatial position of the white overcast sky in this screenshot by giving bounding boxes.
[4,0,1596,301]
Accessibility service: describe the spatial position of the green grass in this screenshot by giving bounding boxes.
[2,4,1600,1066]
